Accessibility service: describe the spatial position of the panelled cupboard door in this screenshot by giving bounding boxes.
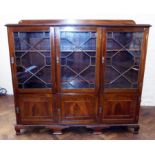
[101,28,145,123]
[16,94,54,124]
[101,92,138,123]
[60,94,98,124]
[55,27,102,93]
[7,27,55,93]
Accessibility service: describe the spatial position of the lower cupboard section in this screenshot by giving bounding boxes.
[15,92,139,125]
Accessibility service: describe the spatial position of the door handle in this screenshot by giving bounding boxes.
[56,57,60,64]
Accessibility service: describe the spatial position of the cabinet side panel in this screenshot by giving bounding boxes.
[138,28,150,93]
[7,27,20,125]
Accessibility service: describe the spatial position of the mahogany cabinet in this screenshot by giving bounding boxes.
[6,20,151,135]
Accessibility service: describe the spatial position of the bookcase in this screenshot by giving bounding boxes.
[6,20,150,134]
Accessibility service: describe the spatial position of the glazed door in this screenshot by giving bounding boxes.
[56,27,102,123]
[101,28,145,123]
[9,27,55,93]
[56,27,102,92]
[8,27,55,122]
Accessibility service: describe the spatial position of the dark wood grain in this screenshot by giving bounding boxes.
[60,94,97,124]
[16,94,54,122]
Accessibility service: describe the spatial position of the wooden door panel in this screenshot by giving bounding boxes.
[60,94,97,124]
[101,92,138,123]
[103,100,136,118]
[17,94,54,123]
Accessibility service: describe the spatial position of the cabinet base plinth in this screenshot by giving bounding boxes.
[15,126,21,135]
[92,127,103,135]
[133,126,140,134]
[14,124,140,135]
[52,128,63,135]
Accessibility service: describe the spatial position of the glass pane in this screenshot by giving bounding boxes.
[104,32,143,88]
[14,32,52,88]
[60,31,97,89]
